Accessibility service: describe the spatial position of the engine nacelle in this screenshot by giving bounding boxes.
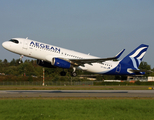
[37,59,55,68]
[52,58,71,69]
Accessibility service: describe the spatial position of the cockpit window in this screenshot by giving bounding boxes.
[9,39,19,44]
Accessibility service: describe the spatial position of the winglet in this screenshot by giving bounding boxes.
[115,49,125,59]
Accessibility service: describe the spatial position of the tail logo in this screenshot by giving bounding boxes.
[129,47,147,69]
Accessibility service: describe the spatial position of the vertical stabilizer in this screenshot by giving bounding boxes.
[120,44,149,69]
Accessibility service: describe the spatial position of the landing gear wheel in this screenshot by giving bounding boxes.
[71,72,77,77]
[60,71,66,76]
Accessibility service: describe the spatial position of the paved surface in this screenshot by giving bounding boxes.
[0,90,154,98]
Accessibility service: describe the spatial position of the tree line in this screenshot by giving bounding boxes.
[0,59,66,77]
[0,59,153,81]
[0,59,85,81]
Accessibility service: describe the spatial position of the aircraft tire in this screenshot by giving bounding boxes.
[60,71,66,76]
[72,72,77,77]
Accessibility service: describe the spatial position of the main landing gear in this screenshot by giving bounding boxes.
[71,72,77,77]
[71,67,77,77]
[60,68,77,77]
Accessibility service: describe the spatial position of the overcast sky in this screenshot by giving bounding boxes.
[0,0,154,67]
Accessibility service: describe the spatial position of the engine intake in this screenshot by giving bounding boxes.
[37,59,55,68]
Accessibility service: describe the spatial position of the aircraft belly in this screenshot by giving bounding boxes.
[84,63,112,73]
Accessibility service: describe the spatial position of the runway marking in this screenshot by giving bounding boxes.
[0,90,154,98]
[6,90,128,93]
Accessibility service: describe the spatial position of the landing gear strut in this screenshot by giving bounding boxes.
[71,67,77,77]
[19,55,24,63]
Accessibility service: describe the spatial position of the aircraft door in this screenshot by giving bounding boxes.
[116,64,121,73]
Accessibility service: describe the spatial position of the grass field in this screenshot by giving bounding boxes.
[0,99,154,120]
[0,85,153,90]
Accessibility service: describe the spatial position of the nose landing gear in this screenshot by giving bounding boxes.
[19,55,24,63]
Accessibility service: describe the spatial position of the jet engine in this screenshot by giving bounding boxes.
[52,58,71,69]
[37,59,55,68]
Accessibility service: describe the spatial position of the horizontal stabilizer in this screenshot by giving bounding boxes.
[130,69,152,73]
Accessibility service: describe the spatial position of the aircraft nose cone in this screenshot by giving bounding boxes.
[2,42,7,48]
[2,41,10,50]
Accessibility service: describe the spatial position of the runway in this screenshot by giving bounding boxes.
[0,90,154,98]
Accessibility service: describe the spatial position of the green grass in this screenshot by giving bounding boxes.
[0,85,152,90]
[0,99,154,120]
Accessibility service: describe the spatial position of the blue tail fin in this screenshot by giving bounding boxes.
[120,44,149,69]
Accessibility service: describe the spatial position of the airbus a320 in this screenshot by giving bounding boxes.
[2,38,149,77]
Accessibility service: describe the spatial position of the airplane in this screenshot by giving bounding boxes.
[2,38,149,77]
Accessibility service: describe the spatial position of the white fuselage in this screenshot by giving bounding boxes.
[2,38,119,74]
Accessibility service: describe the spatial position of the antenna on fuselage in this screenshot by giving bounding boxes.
[26,37,28,39]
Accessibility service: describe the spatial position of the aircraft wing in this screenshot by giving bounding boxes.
[66,49,125,66]
[45,49,125,67]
